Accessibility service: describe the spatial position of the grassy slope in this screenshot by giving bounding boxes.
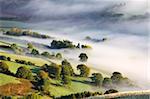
[0,60,36,73]
[0,52,50,66]
[0,52,102,97]
[0,73,20,86]
[48,77,102,97]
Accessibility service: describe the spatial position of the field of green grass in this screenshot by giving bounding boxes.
[0,60,37,74]
[0,73,20,86]
[0,52,50,66]
[48,77,102,97]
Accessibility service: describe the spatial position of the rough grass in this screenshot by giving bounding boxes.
[0,73,20,86]
[0,52,50,66]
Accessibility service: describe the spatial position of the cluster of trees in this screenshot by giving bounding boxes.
[50,40,92,49]
[15,59,35,65]
[90,72,132,88]
[0,55,11,61]
[50,40,76,49]
[41,60,90,85]
[27,43,63,59]
[41,51,62,59]
[56,91,102,99]
[5,27,51,39]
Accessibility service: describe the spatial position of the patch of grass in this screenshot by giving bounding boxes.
[0,73,20,86]
[0,52,50,66]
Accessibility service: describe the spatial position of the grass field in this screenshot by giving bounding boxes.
[0,52,50,66]
[0,73,20,86]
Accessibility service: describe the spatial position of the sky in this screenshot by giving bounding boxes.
[0,0,149,34]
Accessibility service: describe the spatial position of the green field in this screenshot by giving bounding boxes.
[48,77,102,97]
[0,60,37,74]
[0,73,20,86]
[0,52,50,66]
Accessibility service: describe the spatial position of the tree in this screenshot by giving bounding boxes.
[27,43,34,49]
[38,70,48,79]
[0,62,9,73]
[41,51,50,57]
[0,55,7,60]
[102,77,113,88]
[79,53,88,62]
[31,49,39,55]
[104,89,118,94]
[56,53,62,59]
[7,57,11,61]
[61,75,71,85]
[91,73,103,87]
[61,60,74,76]
[111,72,123,84]
[77,64,90,77]
[44,63,61,79]
[16,66,33,80]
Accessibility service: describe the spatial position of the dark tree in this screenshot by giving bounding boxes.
[44,63,61,79]
[0,55,7,60]
[61,75,71,85]
[77,64,90,77]
[56,53,62,59]
[91,73,103,87]
[61,60,74,76]
[31,49,39,55]
[16,66,33,80]
[111,72,123,84]
[0,62,9,73]
[79,53,88,62]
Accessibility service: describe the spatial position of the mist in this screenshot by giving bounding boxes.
[0,0,149,89]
